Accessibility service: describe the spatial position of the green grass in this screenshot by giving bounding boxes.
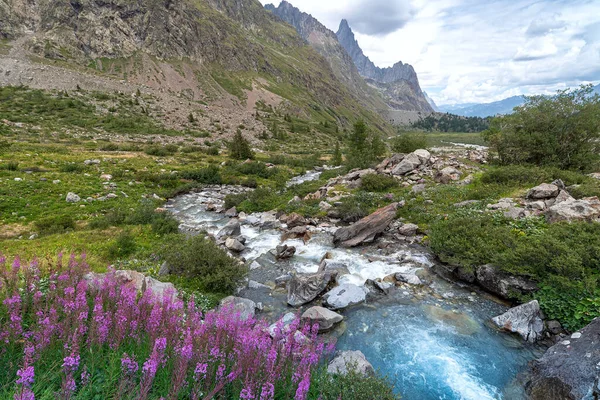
[425,132,487,147]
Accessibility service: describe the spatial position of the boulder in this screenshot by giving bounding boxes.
[323,283,367,310]
[224,207,238,217]
[84,270,177,300]
[281,226,311,243]
[397,223,419,236]
[318,260,350,276]
[435,167,462,184]
[475,264,538,300]
[268,312,296,337]
[225,238,245,252]
[333,203,399,247]
[396,272,422,286]
[492,300,544,342]
[554,190,574,205]
[285,213,307,229]
[219,296,256,321]
[327,350,374,376]
[526,317,600,400]
[546,197,600,223]
[527,183,560,200]
[287,272,335,307]
[411,184,426,194]
[216,219,241,239]
[301,306,343,332]
[392,153,421,175]
[319,201,332,211]
[413,149,431,164]
[275,244,296,260]
[66,192,81,203]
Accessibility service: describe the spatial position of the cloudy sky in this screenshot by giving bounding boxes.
[260,0,600,105]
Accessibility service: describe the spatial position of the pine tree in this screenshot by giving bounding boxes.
[228,129,254,160]
[332,141,343,166]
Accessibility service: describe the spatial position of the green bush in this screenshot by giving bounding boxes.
[145,145,176,157]
[483,85,600,171]
[151,213,180,235]
[228,130,254,160]
[181,165,222,184]
[309,368,400,400]
[99,142,119,151]
[35,214,76,235]
[59,163,85,173]
[346,120,385,170]
[334,192,386,222]
[159,234,247,293]
[361,174,399,192]
[225,187,284,213]
[107,231,137,259]
[234,161,279,178]
[391,132,428,153]
[0,161,18,171]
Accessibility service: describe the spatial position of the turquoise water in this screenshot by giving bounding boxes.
[337,295,544,400]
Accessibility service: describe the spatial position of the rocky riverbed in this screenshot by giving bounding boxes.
[165,177,548,400]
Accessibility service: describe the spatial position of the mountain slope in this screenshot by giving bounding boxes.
[0,0,391,134]
[424,92,439,112]
[264,1,388,113]
[335,19,432,113]
[438,96,525,118]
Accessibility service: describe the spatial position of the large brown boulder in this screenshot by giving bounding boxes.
[333,203,399,247]
[527,318,600,400]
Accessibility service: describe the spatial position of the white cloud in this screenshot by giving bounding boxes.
[261,0,600,105]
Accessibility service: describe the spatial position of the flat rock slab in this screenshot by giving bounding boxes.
[323,283,367,310]
[333,203,399,247]
[301,306,343,332]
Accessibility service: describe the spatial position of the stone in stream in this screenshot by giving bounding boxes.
[492,300,544,343]
[526,317,600,400]
[281,226,310,243]
[323,283,367,310]
[268,312,297,337]
[216,219,241,239]
[284,212,307,228]
[219,296,256,321]
[224,207,238,217]
[333,203,399,247]
[395,272,422,286]
[301,306,343,332]
[225,238,245,252]
[287,272,336,307]
[327,350,374,376]
[274,244,296,260]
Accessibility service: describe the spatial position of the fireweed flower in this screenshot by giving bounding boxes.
[16,366,35,387]
[121,354,139,375]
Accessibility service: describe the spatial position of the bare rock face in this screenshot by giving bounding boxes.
[327,350,375,376]
[333,203,399,247]
[528,183,560,200]
[287,272,335,307]
[526,317,600,400]
[492,300,544,342]
[301,306,343,332]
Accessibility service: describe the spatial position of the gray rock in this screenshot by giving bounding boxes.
[398,223,419,236]
[492,300,544,342]
[85,270,177,300]
[224,207,238,217]
[66,192,81,203]
[475,264,538,300]
[219,296,256,321]
[217,219,241,239]
[318,260,350,276]
[285,213,307,228]
[287,272,335,307]
[411,183,426,194]
[158,262,170,276]
[545,320,563,335]
[268,312,296,337]
[301,306,343,332]
[327,350,374,376]
[392,153,421,175]
[333,203,399,247]
[248,280,270,290]
[323,283,367,310]
[275,244,296,260]
[435,167,462,184]
[527,183,560,200]
[546,197,600,223]
[526,317,600,400]
[454,200,479,208]
[225,238,245,252]
[319,201,332,211]
[554,190,574,205]
[396,273,422,286]
[413,149,431,164]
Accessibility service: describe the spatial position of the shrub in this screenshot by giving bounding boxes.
[99,142,119,151]
[159,234,247,293]
[181,165,222,184]
[151,213,180,235]
[345,120,386,169]
[483,85,600,171]
[59,163,85,173]
[361,174,399,192]
[391,132,428,153]
[34,214,76,235]
[333,192,385,223]
[145,145,175,157]
[309,368,400,400]
[107,231,137,259]
[0,161,19,171]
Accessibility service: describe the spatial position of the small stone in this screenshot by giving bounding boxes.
[53,180,61,184]
[571,332,582,339]
[14,177,22,182]
[561,340,571,346]
[225,238,245,252]
[66,192,81,203]
[398,223,418,236]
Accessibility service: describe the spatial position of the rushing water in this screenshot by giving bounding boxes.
[167,185,543,400]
